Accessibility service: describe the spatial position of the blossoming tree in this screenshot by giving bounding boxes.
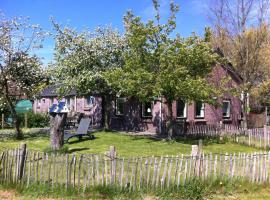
[0,14,47,139]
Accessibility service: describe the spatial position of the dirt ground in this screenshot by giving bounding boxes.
[0,189,18,200]
[0,190,58,200]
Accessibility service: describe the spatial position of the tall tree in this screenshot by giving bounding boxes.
[106,0,218,138]
[52,21,126,130]
[0,14,47,139]
[208,0,270,128]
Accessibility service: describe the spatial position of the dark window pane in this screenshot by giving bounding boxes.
[142,102,152,117]
[177,100,186,117]
[86,96,95,106]
[222,101,230,117]
[195,101,204,117]
[116,98,125,115]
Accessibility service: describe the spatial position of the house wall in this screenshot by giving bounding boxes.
[247,113,265,128]
[109,97,162,133]
[108,64,242,133]
[185,65,242,126]
[75,96,102,127]
[34,97,57,113]
[34,95,102,127]
[34,64,242,133]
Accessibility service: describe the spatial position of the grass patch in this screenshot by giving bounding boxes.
[0,179,207,200]
[0,178,269,200]
[208,178,270,200]
[43,144,70,155]
[0,129,260,157]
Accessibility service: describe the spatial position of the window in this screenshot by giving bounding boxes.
[142,102,152,117]
[177,100,187,118]
[222,100,231,118]
[115,98,125,115]
[37,98,45,105]
[49,97,54,106]
[85,96,95,107]
[66,98,71,108]
[37,98,41,105]
[66,97,75,110]
[195,101,205,118]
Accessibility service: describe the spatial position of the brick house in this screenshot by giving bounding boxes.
[33,85,102,127]
[108,64,242,133]
[34,64,242,133]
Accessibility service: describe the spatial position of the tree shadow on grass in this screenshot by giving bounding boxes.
[68,136,98,145]
[129,134,228,147]
[68,147,90,153]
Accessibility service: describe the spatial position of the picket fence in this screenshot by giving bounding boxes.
[1,145,270,190]
[183,124,270,149]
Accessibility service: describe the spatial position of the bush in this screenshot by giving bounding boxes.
[18,112,50,128]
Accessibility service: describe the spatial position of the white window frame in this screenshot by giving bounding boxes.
[142,102,153,118]
[37,98,42,106]
[49,97,54,107]
[222,100,231,118]
[115,98,125,116]
[176,100,187,118]
[66,97,71,108]
[195,101,205,118]
[37,98,45,105]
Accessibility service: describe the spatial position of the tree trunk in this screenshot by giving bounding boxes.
[12,113,22,139]
[102,94,111,130]
[242,92,248,131]
[166,99,174,140]
[50,113,67,150]
[4,93,23,139]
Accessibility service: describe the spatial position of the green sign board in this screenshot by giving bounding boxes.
[15,100,33,113]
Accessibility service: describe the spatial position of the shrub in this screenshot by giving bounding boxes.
[18,112,50,128]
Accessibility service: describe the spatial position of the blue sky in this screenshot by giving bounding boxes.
[1,0,210,65]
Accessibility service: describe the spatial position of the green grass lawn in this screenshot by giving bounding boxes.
[1,178,270,200]
[0,128,259,157]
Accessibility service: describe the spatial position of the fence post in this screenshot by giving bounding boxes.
[264,125,267,149]
[1,113,4,129]
[219,121,223,141]
[199,139,203,153]
[192,139,203,177]
[18,143,27,180]
[199,140,203,177]
[109,146,116,184]
[192,145,199,176]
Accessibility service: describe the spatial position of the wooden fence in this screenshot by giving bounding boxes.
[182,124,270,149]
[1,145,270,190]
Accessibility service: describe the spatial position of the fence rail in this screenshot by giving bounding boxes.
[1,145,270,190]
